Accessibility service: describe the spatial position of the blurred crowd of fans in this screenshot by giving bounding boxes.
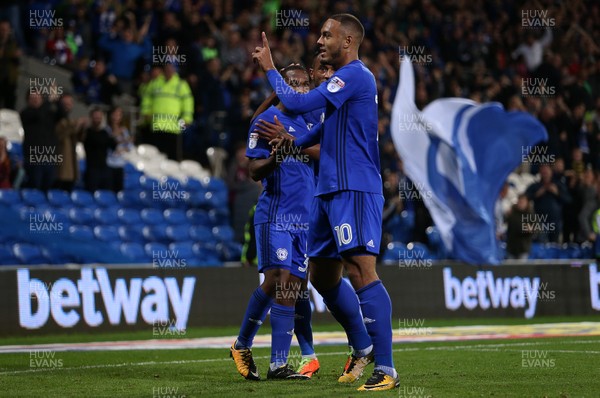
[0,0,599,254]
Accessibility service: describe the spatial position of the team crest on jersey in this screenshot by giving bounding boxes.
[276,248,288,261]
[327,76,345,93]
[249,132,258,149]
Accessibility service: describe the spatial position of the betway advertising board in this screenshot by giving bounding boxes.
[0,263,598,336]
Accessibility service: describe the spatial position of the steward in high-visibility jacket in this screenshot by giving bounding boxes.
[141,64,193,160]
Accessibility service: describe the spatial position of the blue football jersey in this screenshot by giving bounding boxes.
[303,108,324,185]
[314,60,382,195]
[246,106,315,227]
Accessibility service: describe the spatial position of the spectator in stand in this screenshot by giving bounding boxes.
[20,92,60,192]
[526,164,572,243]
[0,19,20,110]
[512,29,553,73]
[98,13,151,95]
[46,27,73,65]
[0,136,11,189]
[82,59,120,105]
[81,107,116,191]
[506,194,535,259]
[226,142,261,243]
[54,94,84,192]
[106,106,134,192]
[140,62,193,161]
[577,168,598,242]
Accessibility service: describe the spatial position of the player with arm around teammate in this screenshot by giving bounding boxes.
[230,64,316,381]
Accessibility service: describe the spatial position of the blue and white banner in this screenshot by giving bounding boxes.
[390,59,548,264]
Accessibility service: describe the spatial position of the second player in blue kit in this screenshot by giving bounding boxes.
[230,64,318,381]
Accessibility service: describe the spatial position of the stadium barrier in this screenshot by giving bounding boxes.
[1,261,599,336]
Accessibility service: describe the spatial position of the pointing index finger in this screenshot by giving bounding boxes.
[262,31,270,48]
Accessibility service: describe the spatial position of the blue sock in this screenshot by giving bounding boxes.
[270,303,296,368]
[320,279,372,354]
[356,280,395,373]
[236,287,272,349]
[294,295,315,356]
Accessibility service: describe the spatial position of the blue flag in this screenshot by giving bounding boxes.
[391,59,548,264]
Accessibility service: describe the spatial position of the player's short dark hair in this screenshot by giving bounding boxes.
[280,64,308,81]
[330,13,364,45]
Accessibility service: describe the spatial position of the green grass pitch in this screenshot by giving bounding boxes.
[0,320,598,397]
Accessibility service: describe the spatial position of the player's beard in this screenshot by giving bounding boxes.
[321,45,342,68]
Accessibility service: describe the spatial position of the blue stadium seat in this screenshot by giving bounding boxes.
[140,208,165,225]
[563,243,582,259]
[204,191,222,209]
[69,208,95,225]
[580,242,594,258]
[169,241,196,262]
[47,189,72,208]
[139,175,159,191]
[118,225,146,243]
[166,225,191,241]
[117,190,143,208]
[71,190,95,207]
[381,241,405,266]
[94,207,119,225]
[425,226,446,258]
[143,225,170,242]
[69,225,94,241]
[40,247,76,265]
[543,243,561,259]
[204,177,227,193]
[163,208,187,224]
[118,208,142,225]
[0,189,20,206]
[189,225,214,242]
[94,225,120,242]
[21,188,48,206]
[0,244,19,265]
[184,178,205,193]
[120,243,147,263]
[94,190,118,207]
[139,190,160,208]
[193,243,223,266]
[217,241,243,261]
[186,209,210,225]
[386,210,414,243]
[528,242,544,259]
[144,242,169,258]
[208,208,230,226]
[13,243,46,265]
[212,225,234,242]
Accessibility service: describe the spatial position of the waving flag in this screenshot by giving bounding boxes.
[390,59,548,264]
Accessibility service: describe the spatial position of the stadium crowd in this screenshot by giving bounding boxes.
[1,0,599,256]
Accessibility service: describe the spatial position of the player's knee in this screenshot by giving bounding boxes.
[261,268,283,297]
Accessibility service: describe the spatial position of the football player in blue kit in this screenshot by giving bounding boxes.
[250,54,334,378]
[253,14,399,391]
[230,64,318,381]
